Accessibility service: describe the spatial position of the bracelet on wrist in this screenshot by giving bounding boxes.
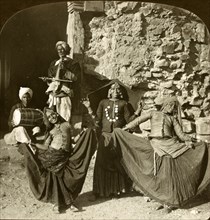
[87,108,93,114]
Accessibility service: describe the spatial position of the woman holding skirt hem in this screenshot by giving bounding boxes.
[19,108,97,213]
[111,96,210,212]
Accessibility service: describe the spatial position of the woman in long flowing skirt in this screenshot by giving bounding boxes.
[19,108,97,213]
[111,97,210,212]
[112,128,210,207]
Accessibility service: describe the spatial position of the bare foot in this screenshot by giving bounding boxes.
[52,205,60,214]
[143,196,151,202]
[69,203,81,212]
[155,205,164,210]
[164,205,172,213]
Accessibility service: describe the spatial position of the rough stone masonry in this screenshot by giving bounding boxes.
[80,1,210,138]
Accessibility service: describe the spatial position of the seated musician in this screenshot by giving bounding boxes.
[4,87,42,151]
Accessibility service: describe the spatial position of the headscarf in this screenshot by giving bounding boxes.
[161,96,182,126]
[44,107,57,118]
[19,87,33,100]
[107,82,123,99]
[161,96,178,107]
[55,41,71,54]
[154,96,164,106]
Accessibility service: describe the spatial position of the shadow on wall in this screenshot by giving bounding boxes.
[81,11,106,53]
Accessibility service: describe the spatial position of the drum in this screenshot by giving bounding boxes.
[13,108,44,127]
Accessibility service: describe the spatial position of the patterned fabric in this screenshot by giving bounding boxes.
[37,147,70,174]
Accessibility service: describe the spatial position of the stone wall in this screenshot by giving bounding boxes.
[83,1,210,124]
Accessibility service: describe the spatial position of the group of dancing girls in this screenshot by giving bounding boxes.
[4,41,210,214]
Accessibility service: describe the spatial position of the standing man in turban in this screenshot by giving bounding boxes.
[45,41,81,122]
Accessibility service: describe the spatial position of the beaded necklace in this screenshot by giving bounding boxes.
[105,100,119,122]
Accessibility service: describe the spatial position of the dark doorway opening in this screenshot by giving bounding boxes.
[0,2,68,132]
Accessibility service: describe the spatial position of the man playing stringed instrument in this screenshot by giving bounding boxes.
[43,41,80,122]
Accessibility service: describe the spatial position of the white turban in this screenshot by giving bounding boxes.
[55,41,71,53]
[19,87,33,100]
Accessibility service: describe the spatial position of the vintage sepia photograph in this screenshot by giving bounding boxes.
[0,1,210,219]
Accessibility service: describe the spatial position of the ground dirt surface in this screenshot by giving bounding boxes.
[0,138,210,220]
